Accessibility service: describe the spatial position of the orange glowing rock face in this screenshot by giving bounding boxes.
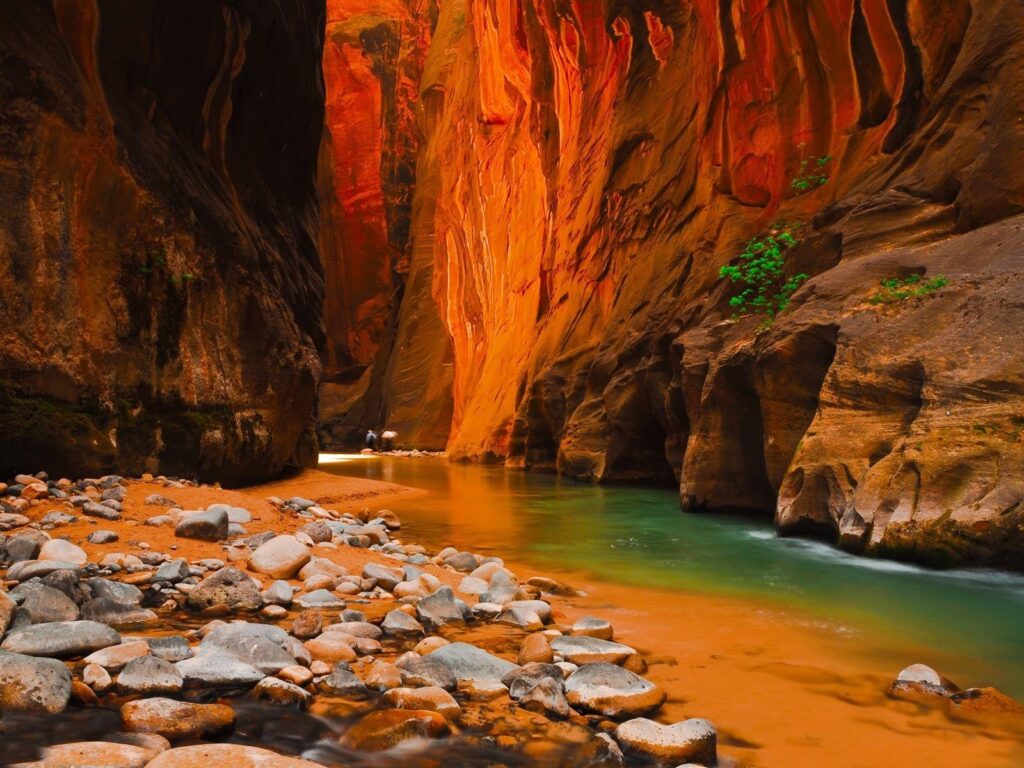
[321,0,1024,566]
[319,0,432,379]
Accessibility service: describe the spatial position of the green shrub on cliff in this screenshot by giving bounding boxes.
[790,151,832,193]
[869,274,950,305]
[719,227,808,328]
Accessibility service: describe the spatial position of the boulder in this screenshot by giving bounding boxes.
[117,655,184,695]
[174,509,228,541]
[551,636,637,665]
[564,662,665,718]
[397,655,458,690]
[293,589,345,610]
[496,605,543,631]
[571,616,614,640]
[890,664,960,698]
[175,653,265,689]
[0,650,71,713]
[84,639,151,671]
[121,697,235,740]
[81,598,158,628]
[0,590,15,636]
[426,642,518,695]
[362,563,403,591]
[37,538,88,566]
[518,633,554,665]
[24,741,159,768]
[381,609,424,637]
[416,586,465,627]
[88,577,144,606]
[198,623,296,674]
[16,583,80,623]
[615,717,717,766]
[248,535,311,579]
[185,567,262,612]
[1,620,120,658]
[253,676,313,709]
[304,632,356,663]
[318,664,368,697]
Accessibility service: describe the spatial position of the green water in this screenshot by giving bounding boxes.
[322,455,1024,698]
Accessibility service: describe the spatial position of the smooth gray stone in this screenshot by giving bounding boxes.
[0,650,71,713]
[1,620,121,658]
[426,642,519,685]
[117,655,184,695]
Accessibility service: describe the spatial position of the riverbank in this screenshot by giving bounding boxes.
[0,466,1021,768]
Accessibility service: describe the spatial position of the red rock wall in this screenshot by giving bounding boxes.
[321,0,1024,566]
[0,0,327,484]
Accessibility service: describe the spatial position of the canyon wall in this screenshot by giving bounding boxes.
[0,0,327,485]
[320,0,1024,567]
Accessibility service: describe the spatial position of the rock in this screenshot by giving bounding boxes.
[950,686,1024,716]
[84,662,114,692]
[253,676,313,709]
[248,535,311,579]
[293,589,345,609]
[277,665,313,686]
[381,609,424,636]
[148,635,191,662]
[363,660,404,691]
[199,623,297,674]
[154,559,191,583]
[508,599,552,623]
[304,632,356,663]
[88,577,144,606]
[5,532,45,561]
[0,590,13,636]
[362,562,403,591]
[564,663,666,718]
[175,653,265,689]
[443,551,479,572]
[427,642,518,695]
[551,636,637,665]
[262,580,295,606]
[340,709,450,751]
[890,663,960,698]
[298,520,332,543]
[121,697,236,740]
[81,597,158,628]
[2,620,120,658]
[496,605,543,631]
[382,686,461,719]
[7,560,83,582]
[397,655,458,690]
[144,744,311,768]
[83,501,121,521]
[518,633,554,665]
[0,650,71,713]
[16,583,80,623]
[572,617,614,640]
[37,538,87,566]
[88,530,119,544]
[516,674,570,718]
[84,640,152,671]
[117,655,183,695]
[457,576,489,595]
[207,503,252,523]
[174,509,228,541]
[318,664,368,697]
[40,510,77,526]
[328,621,382,639]
[615,718,717,766]
[291,610,323,639]
[416,585,465,626]
[185,567,262,612]
[26,741,160,768]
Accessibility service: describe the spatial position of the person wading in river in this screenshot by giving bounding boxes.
[364,429,378,452]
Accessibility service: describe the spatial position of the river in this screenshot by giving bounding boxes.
[322,453,1024,767]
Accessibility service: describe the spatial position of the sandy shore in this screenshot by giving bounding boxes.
[10,467,1023,768]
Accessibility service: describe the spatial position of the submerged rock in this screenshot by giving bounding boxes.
[890,663,960,698]
[340,709,450,751]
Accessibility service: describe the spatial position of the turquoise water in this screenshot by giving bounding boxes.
[322,456,1024,698]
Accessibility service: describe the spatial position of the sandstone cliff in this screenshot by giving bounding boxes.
[0,0,327,485]
[320,0,1024,568]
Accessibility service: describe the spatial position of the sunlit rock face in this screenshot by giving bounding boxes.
[316,0,452,450]
[328,1,1024,566]
[0,1,326,485]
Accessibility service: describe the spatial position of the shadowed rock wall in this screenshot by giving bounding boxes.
[0,0,327,485]
[321,0,1024,567]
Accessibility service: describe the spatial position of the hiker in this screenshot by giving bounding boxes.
[381,430,397,451]
[365,429,378,451]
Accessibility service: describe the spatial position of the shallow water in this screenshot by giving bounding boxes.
[323,455,1024,699]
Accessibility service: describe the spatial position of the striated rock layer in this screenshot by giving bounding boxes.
[322,0,1024,567]
[0,1,327,484]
